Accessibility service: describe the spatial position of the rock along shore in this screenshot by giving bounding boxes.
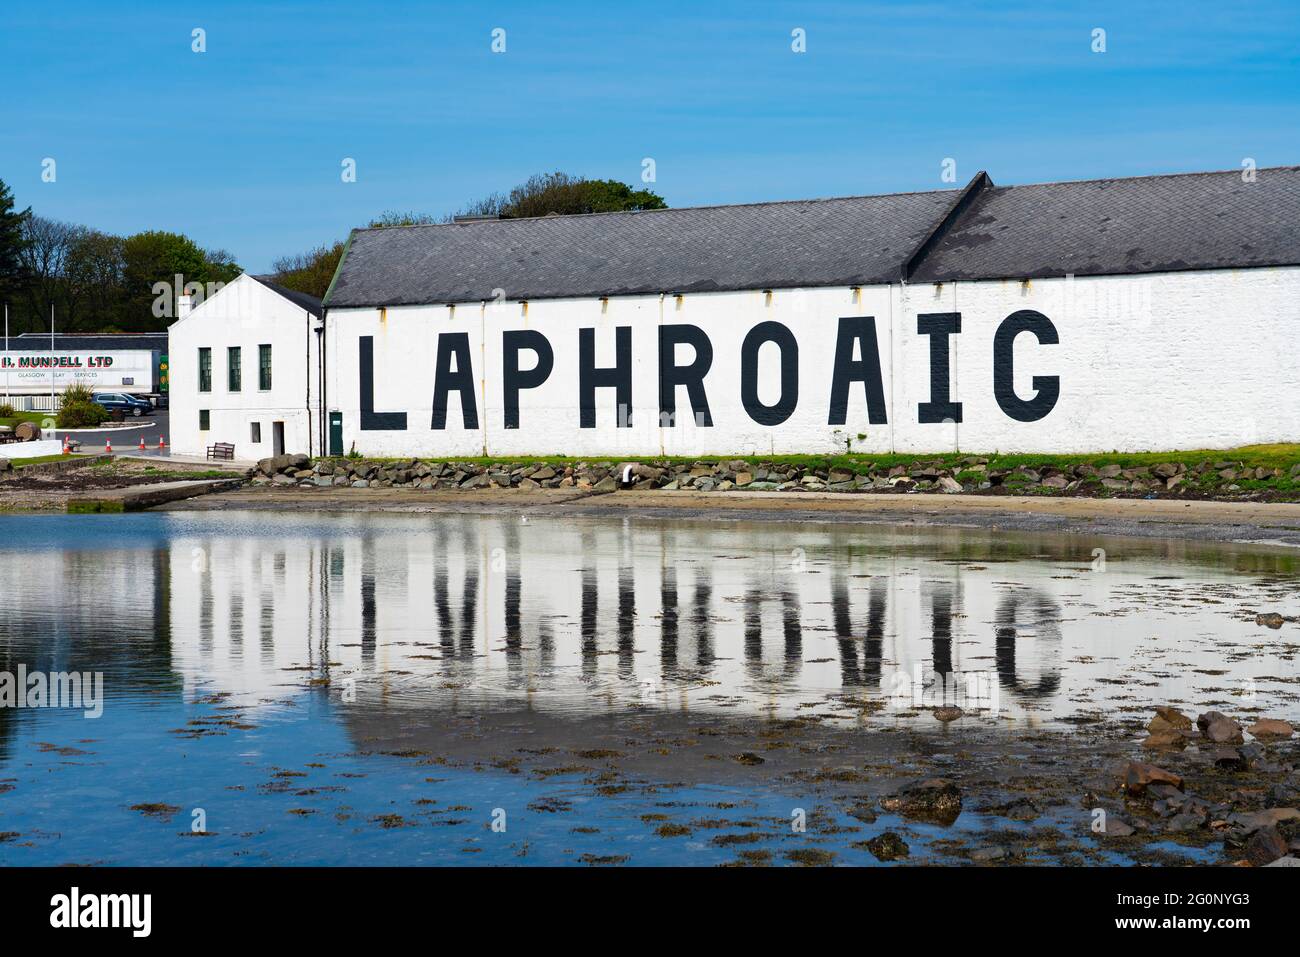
[250,452,1300,501]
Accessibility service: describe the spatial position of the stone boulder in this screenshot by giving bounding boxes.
[1198,711,1244,744]
[1249,718,1294,740]
[1142,728,1188,750]
[879,778,962,825]
[1245,827,1289,866]
[1150,706,1193,732]
[1124,762,1183,796]
[863,831,909,861]
[257,452,310,475]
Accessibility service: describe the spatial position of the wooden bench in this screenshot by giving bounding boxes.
[206,442,236,461]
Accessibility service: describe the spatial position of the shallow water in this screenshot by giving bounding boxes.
[0,511,1296,865]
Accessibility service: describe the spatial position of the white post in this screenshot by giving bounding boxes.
[4,302,8,402]
[50,302,56,413]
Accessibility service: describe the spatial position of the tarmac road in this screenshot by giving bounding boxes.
[59,410,171,454]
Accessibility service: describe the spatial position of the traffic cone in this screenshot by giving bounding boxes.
[62,435,70,455]
[105,437,112,454]
[157,435,166,450]
[138,434,146,451]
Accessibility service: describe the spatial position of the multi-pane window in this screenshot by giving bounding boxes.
[199,409,210,431]
[228,346,242,392]
[259,344,272,390]
[198,347,211,393]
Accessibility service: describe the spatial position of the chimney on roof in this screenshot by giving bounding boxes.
[176,294,193,319]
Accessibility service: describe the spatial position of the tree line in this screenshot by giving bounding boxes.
[0,179,240,335]
[0,172,666,334]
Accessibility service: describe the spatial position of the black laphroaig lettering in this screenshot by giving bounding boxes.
[579,326,632,428]
[431,331,479,430]
[993,310,1059,422]
[502,329,554,429]
[659,324,714,427]
[917,312,963,423]
[828,316,887,425]
[359,335,407,431]
[741,321,798,426]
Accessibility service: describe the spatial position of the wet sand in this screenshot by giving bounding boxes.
[338,698,1300,866]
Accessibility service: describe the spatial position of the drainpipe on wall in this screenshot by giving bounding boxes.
[480,300,488,457]
[658,292,665,458]
[321,309,329,455]
[305,308,313,457]
[315,317,326,455]
[315,308,330,455]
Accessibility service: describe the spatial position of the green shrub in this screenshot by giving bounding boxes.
[57,385,109,428]
[57,401,110,428]
[0,403,14,418]
[61,383,96,405]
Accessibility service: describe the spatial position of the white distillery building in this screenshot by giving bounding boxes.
[173,165,1300,459]
[168,273,323,459]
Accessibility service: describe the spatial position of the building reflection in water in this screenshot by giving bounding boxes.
[153,511,1296,724]
[0,542,177,758]
[1,511,1291,735]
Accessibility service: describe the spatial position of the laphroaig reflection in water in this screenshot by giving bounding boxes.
[0,511,1296,865]
[3,511,1299,726]
[160,512,1296,722]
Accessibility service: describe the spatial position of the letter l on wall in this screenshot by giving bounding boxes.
[359,336,407,430]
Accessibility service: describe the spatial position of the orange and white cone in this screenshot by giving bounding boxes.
[138,435,146,451]
[105,437,112,454]
[158,435,166,450]
[62,435,70,455]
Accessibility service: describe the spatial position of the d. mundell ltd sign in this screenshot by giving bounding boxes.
[0,351,156,393]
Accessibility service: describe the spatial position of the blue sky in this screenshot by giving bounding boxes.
[2,0,1296,272]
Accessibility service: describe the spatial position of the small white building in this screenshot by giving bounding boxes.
[168,274,323,460]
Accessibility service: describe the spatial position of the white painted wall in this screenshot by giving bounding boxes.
[169,274,320,459]
[936,268,1300,452]
[324,266,1300,456]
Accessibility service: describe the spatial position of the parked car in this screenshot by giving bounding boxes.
[91,392,153,417]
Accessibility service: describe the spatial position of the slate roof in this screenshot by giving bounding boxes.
[251,275,324,317]
[324,166,1300,308]
[324,189,964,307]
[910,166,1300,282]
[6,333,168,352]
